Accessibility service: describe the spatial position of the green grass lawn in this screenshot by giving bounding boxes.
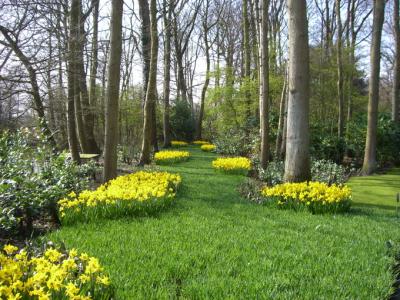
[48,147,400,299]
[347,168,400,210]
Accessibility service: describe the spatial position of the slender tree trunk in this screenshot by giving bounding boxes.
[163,0,172,148]
[361,0,385,175]
[259,0,269,170]
[243,0,252,121]
[139,0,158,165]
[276,71,287,159]
[393,0,400,123]
[103,0,123,181]
[336,0,345,141]
[284,0,311,182]
[0,27,57,149]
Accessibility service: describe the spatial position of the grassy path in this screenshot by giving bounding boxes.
[49,147,400,299]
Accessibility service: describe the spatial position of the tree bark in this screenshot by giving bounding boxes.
[259,0,269,170]
[393,0,400,123]
[284,0,311,182]
[163,0,172,148]
[336,0,345,141]
[103,0,123,181]
[275,71,287,159]
[361,0,385,175]
[243,0,252,121]
[139,0,158,165]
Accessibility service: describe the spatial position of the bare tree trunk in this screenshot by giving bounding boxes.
[361,0,385,175]
[336,0,345,141]
[243,0,252,121]
[284,0,311,182]
[139,0,158,165]
[163,0,172,148]
[103,0,123,181]
[393,0,400,123]
[275,71,287,159]
[259,0,269,170]
[0,26,57,149]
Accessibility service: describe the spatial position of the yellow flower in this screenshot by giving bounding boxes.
[3,244,18,255]
[171,140,188,146]
[193,140,209,145]
[201,144,216,152]
[44,248,62,263]
[65,282,80,297]
[97,275,111,285]
[212,157,251,172]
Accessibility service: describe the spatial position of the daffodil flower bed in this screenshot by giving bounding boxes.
[171,141,188,147]
[58,171,181,223]
[0,244,113,299]
[212,157,251,175]
[201,144,216,152]
[193,140,209,145]
[261,181,352,213]
[154,150,190,164]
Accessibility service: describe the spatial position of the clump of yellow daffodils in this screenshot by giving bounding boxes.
[200,144,216,152]
[171,141,188,147]
[193,140,209,145]
[261,181,352,213]
[154,150,190,164]
[0,244,113,299]
[58,171,181,222]
[212,157,251,175]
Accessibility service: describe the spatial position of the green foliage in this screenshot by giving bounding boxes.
[170,100,195,141]
[256,159,349,186]
[0,129,94,236]
[49,147,399,299]
[214,127,259,156]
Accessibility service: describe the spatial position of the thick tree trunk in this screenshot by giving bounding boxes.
[361,0,385,175]
[259,0,269,170]
[393,0,400,123]
[139,0,158,165]
[163,0,172,148]
[103,0,123,181]
[284,0,311,182]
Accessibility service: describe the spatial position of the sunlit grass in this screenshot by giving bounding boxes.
[48,147,400,299]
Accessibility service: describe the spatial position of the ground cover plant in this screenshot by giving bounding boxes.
[193,140,209,145]
[200,144,216,152]
[48,147,400,299]
[171,141,189,147]
[212,156,251,175]
[0,243,113,299]
[0,130,94,237]
[154,150,190,164]
[58,171,181,224]
[261,181,352,213]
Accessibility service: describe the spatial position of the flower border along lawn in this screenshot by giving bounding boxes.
[48,147,400,299]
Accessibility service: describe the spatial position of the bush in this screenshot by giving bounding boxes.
[59,171,181,224]
[214,127,259,156]
[261,181,352,213]
[0,129,94,236]
[0,243,113,299]
[256,159,349,186]
[170,100,195,141]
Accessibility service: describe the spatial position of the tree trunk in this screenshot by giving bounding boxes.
[0,26,57,149]
[139,0,158,165]
[163,0,172,148]
[361,0,385,175]
[336,0,345,141]
[393,0,400,123]
[259,0,269,170]
[103,0,123,181]
[275,71,287,159]
[243,0,252,121]
[284,0,311,182]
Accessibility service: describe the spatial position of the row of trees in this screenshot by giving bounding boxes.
[0,0,398,182]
